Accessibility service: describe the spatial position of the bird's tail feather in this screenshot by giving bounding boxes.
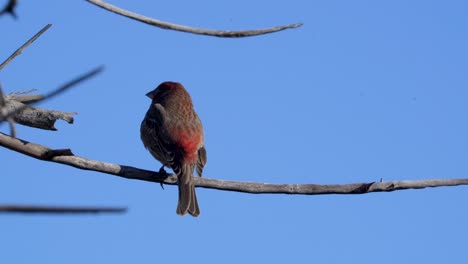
[176,163,200,217]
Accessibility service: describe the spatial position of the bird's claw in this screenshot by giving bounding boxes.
[158,166,167,175]
[158,166,168,190]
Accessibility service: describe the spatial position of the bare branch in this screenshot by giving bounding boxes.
[86,0,302,38]
[1,132,467,195]
[0,0,17,19]
[0,204,127,214]
[0,24,52,72]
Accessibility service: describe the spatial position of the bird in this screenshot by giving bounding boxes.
[140,81,206,217]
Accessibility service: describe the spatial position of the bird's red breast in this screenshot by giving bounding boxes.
[174,131,203,163]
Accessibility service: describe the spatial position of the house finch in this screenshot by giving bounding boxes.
[140,81,206,217]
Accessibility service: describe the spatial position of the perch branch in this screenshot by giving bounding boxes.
[1,132,467,195]
[0,204,126,214]
[86,0,302,38]
[0,24,52,72]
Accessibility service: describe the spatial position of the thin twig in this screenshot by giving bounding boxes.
[1,132,467,195]
[87,0,302,38]
[0,24,52,71]
[0,204,127,214]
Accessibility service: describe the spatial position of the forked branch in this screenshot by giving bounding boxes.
[1,132,467,195]
[86,0,302,38]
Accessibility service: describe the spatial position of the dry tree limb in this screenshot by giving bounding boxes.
[86,0,302,38]
[1,132,467,195]
[0,0,17,19]
[0,24,52,72]
[0,204,126,214]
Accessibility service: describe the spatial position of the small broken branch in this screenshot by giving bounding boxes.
[87,0,302,38]
[0,204,127,214]
[2,98,75,130]
[1,132,467,195]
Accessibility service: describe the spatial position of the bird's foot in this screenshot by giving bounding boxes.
[158,166,169,190]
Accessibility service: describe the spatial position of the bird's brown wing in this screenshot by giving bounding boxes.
[196,146,207,177]
[141,103,176,167]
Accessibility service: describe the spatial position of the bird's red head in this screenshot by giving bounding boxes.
[146,81,184,100]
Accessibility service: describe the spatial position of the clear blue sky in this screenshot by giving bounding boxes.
[1,0,468,263]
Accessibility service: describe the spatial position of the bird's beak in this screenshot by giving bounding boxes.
[145,91,154,100]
